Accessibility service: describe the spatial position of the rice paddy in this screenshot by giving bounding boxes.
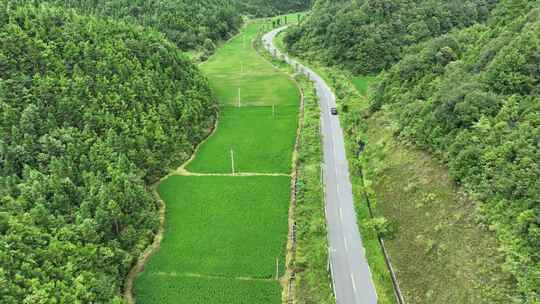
[134,19,300,303]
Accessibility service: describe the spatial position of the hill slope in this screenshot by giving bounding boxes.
[372,1,540,301]
[24,0,242,50]
[284,0,495,74]
[0,3,216,302]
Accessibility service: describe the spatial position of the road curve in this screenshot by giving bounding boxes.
[263,27,378,304]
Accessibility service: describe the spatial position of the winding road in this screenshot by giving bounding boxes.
[263,27,378,304]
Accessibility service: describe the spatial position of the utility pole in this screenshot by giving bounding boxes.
[275,258,279,280]
[231,149,235,175]
[321,163,325,186]
[272,104,276,119]
[238,88,241,107]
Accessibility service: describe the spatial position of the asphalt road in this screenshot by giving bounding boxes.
[263,27,378,304]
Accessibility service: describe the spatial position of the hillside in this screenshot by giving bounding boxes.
[236,0,311,17]
[283,0,540,302]
[22,0,242,50]
[373,1,540,301]
[284,0,496,74]
[0,3,216,302]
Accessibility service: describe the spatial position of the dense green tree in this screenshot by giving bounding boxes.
[12,0,243,51]
[0,3,217,302]
[235,0,311,17]
[372,1,540,301]
[284,0,496,74]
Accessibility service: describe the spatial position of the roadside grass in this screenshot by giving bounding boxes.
[186,105,298,174]
[295,49,517,302]
[361,110,516,303]
[292,78,335,303]
[135,273,281,304]
[202,21,300,107]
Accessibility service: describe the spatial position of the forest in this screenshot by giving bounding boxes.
[236,0,311,17]
[8,0,243,50]
[285,0,540,302]
[284,0,497,74]
[0,2,218,302]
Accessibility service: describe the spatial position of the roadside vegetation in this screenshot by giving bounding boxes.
[330,69,516,303]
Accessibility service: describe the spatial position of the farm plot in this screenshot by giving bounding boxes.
[186,105,298,173]
[135,274,281,304]
[202,22,300,107]
[134,175,290,300]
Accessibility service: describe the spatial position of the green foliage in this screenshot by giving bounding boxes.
[284,0,495,74]
[372,1,540,301]
[236,0,311,17]
[0,3,216,302]
[16,0,242,51]
[363,217,395,239]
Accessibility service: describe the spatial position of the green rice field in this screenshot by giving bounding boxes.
[134,19,300,303]
[201,23,300,107]
[135,274,281,304]
[186,106,298,173]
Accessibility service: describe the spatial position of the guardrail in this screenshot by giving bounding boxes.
[359,167,406,304]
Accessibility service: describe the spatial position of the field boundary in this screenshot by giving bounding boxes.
[152,271,277,282]
[252,26,304,304]
[176,168,290,177]
[123,187,166,304]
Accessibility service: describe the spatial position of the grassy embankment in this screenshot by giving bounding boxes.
[276,29,516,303]
[134,20,300,303]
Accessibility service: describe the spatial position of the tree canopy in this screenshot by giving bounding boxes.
[236,0,312,17]
[0,3,217,302]
[284,0,496,74]
[14,0,243,50]
[371,2,540,300]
